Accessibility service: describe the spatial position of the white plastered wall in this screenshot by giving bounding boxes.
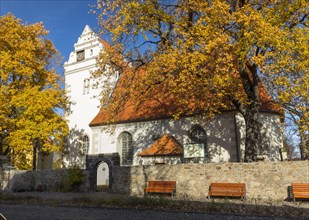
[91,112,269,165]
[235,112,283,162]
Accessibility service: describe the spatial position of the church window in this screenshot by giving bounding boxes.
[82,135,89,155]
[189,125,207,144]
[119,132,133,165]
[83,78,90,95]
[76,50,85,62]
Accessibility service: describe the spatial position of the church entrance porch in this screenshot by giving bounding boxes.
[86,153,120,191]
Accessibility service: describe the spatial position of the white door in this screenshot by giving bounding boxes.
[97,162,109,190]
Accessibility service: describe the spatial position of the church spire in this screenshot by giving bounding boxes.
[81,25,93,36]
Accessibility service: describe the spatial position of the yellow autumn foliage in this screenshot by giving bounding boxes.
[0,14,68,169]
[93,0,309,161]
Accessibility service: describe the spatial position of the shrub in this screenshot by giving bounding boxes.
[62,165,85,192]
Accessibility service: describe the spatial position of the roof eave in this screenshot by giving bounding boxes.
[138,153,183,157]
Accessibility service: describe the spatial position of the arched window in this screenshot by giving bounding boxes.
[189,125,207,144]
[82,135,89,155]
[119,132,133,165]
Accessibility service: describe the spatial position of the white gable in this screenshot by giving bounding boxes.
[63,25,104,167]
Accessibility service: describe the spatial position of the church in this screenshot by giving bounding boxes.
[64,26,284,168]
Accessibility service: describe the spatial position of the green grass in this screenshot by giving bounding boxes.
[0,193,39,203]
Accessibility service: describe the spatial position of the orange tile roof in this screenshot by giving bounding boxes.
[89,67,282,127]
[99,39,111,48]
[90,68,193,126]
[138,134,183,157]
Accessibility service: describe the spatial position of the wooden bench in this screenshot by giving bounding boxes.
[292,183,309,202]
[145,180,176,197]
[208,182,246,199]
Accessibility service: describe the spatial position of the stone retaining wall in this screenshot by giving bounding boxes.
[111,161,309,201]
[1,161,308,202]
[0,169,89,192]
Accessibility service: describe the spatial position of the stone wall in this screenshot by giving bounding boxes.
[111,161,309,201]
[0,169,89,192]
[1,161,308,203]
[86,153,120,191]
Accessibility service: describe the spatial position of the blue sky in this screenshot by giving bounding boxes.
[0,0,98,74]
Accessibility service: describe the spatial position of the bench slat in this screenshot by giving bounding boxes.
[145,189,175,193]
[209,193,245,196]
[292,183,309,201]
[208,183,246,199]
[145,181,176,196]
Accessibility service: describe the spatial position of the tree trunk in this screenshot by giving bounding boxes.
[239,63,260,162]
[244,106,260,162]
[33,139,38,171]
[299,130,308,160]
[0,135,3,155]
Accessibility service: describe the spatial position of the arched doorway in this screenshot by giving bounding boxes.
[86,153,120,191]
[96,162,109,191]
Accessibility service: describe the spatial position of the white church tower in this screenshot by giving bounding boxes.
[63,25,104,167]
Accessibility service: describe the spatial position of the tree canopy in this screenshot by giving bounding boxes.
[93,0,309,161]
[0,14,68,169]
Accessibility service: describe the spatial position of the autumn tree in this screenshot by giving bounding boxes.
[93,0,309,162]
[275,74,309,159]
[0,14,68,170]
[263,9,309,159]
